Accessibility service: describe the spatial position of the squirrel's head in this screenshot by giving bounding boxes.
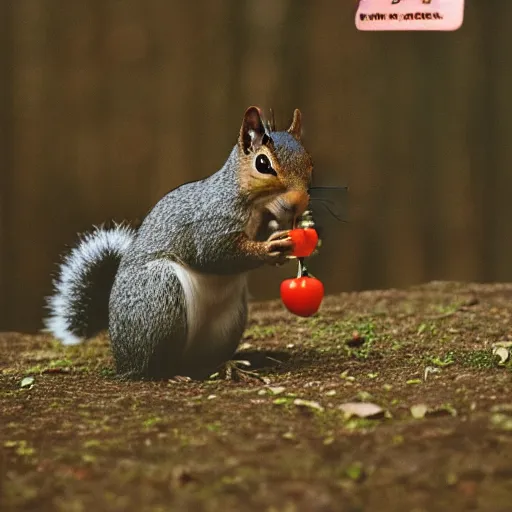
[237,106,313,228]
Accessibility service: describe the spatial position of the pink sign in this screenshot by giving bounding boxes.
[356,0,464,31]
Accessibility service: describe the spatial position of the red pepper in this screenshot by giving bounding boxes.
[289,228,319,258]
[280,259,324,317]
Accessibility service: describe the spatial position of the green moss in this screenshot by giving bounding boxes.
[143,416,163,428]
[345,418,381,431]
[49,358,73,368]
[243,325,281,339]
[417,322,438,336]
[428,352,455,367]
[455,350,497,370]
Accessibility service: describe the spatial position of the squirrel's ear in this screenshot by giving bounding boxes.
[240,106,268,155]
[287,109,302,140]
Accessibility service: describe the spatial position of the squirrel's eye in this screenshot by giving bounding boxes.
[255,154,277,176]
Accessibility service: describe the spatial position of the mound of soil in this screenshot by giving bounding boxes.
[2,281,512,511]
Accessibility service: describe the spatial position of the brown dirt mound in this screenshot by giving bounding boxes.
[2,281,512,511]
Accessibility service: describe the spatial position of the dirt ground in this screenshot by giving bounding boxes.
[2,281,512,512]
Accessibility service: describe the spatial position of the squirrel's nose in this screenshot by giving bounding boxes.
[283,190,310,219]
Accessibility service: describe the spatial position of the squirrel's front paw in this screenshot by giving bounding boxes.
[264,230,293,266]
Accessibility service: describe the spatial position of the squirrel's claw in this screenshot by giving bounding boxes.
[264,230,293,266]
[265,239,293,266]
[267,229,291,242]
[211,360,270,384]
[168,375,193,383]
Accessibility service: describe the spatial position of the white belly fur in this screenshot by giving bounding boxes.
[168,261,247,357]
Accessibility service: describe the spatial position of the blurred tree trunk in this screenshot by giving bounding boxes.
[2,0,512,331]
[0,0,12,328]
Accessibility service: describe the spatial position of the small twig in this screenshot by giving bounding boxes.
[265,356,284,365]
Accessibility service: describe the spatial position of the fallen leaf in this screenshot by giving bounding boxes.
[424,366,440,381]
[492,347,509,365]
[293,399,324,412]
[339,402,384,419]
[20,376,35,389]
[491,413,512,431]
[492,341,512,348]
[267,386,286,395]
[410,403,457,419]
[340,370,355,382]
[410,404,428,419]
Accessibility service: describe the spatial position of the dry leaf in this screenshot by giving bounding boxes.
[410,403,456,419]
[267,386,286,395]
[20,376,35,389]
[424,366,440,381]
[410,404,428,419]
[491,413,512,431]
[493,347,509,365]
[339,402,384,419]
[492,341,512,348]
[293,399,324,412]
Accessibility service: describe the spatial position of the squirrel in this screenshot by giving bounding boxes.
[44,106,313,380]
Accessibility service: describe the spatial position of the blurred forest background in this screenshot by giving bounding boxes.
[1,0,511,332]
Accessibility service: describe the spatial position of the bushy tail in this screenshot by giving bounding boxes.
[43,224,136,345]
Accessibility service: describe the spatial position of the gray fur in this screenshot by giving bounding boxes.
[45,125,312,380]
[109,260,188,379]
[108,148,256,378]
[43,224,136,344]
